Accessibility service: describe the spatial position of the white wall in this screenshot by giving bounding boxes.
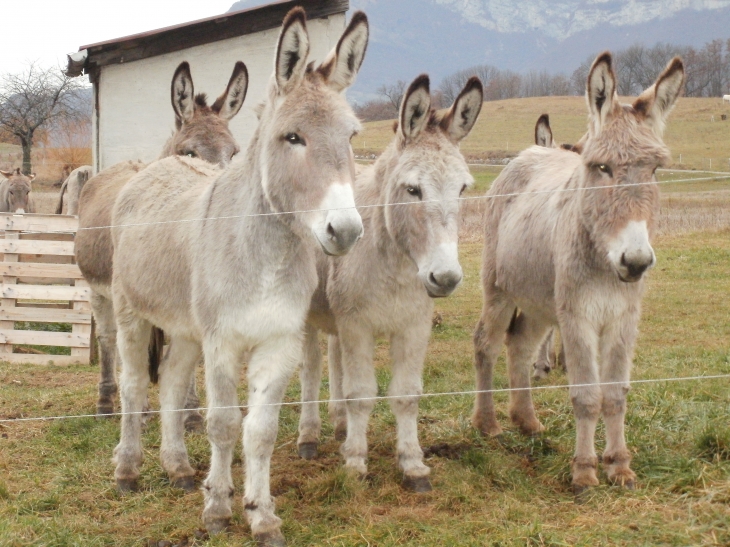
[94,14,345,170]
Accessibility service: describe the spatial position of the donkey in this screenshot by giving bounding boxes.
[55,165,93,215]
[110,9,368,545]
[0,168,35,213]
[472,53,684,494]
[297,75,483,492]
[75,60,248,424]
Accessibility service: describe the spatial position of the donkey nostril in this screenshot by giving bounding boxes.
[429,272,438,286]
[620,253,628,267]
[326,222,336,240]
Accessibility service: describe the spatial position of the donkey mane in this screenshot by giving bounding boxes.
[194,93,208,107]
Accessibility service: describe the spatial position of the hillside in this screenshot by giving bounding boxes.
[352,96,730,172]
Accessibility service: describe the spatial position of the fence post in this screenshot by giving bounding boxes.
[1,226,19,355]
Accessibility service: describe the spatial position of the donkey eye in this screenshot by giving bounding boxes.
[596,163,612,176]
[185,151,197,158]
[406,186,422,199]
[285,133,305,146]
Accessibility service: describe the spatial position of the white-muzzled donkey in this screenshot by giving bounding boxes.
[297,74,483,491]
[110,8,368,546]
[472,53,684,495]
[75,60,248,425]
[0,168,35,213]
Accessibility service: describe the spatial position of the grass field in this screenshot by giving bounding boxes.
[353,96,730,173]
[1,226,728,546]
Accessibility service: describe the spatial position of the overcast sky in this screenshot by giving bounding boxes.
[1,1,234,78]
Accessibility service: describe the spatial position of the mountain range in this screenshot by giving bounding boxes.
[228,0,730,101]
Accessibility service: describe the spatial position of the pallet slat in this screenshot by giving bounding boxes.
[1,213,79,233]
[0,263,84,279]
[2,285,90,301]
[0,329,90,348]
[0,239,75,256]
[0,353,88,366]
[0,307,91,323]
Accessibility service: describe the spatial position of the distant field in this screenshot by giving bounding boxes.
[353,96,730,172]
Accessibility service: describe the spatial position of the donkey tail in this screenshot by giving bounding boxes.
[148,327,165,384]
[55,180,68,214]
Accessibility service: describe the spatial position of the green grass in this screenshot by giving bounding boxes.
[0,230,728,546]
[14,322,73,356]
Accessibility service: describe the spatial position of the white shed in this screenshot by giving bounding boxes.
[66,0,349,172]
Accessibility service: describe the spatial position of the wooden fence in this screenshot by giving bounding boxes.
[0,213,93,365]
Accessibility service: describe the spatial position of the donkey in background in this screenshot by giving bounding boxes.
[55,165,93,215]
[110,9,368,545]
[0,168,35,213]
[75,60,248,424]
[472,53,684,494]
[298,74,483,491]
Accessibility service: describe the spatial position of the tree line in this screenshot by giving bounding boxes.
[356,38,730,121]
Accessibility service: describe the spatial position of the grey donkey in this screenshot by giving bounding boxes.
[75,60,248,428]
[472,53,684,495]
[109,8,369,546]
[297,74,483,493]
[0,168,35,213]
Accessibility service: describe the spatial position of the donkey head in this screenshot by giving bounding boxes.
[580,52,683,283]
[257,8,368,256]
[1,168,34,213]
[162,61,248,167]
[383,74,483,297]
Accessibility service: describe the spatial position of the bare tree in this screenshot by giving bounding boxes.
[376,80,407,115]
[0,62,85,174]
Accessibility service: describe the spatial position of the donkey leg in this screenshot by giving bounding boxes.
[472,299,515,437]
[159,337,201,491]
[505,313,549,435]
[327,335,347,441]
[91,292,118,415]
[561,316,601,494]
[243,335,301,547]
[202,340,243,535]
[389,323,431,492]
[338,325,376,477]
[183,361,205,433]
[298,324,322,459]
[532,329,555,380]
[112,301,152,492]
[600,318,637,489]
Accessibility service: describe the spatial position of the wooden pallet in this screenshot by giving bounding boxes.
[0,213,93,365]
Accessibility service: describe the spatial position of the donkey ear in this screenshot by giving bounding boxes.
[318,11,369,92]
[441,76,483,143]
[171,62,195,126]
[212,61,249,121]
[275,7,310,95]
[0,170,11,179]
[586,52,617,133]
[28,173,36,182]
[535,114,553,147]
[399,74,431,142]
[632,57,684,136]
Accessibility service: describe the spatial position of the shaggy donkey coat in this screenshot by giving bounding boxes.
[75,61,248,420]
[297,74,483,491]
[0,168,35,213]
[472,53,684,494]
[110,9,369,546]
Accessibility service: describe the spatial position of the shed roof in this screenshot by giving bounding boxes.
[66,0,348,78]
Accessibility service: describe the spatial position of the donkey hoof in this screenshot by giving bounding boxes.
[334,427,347,442]
[571,484,593,503]
[298,442,318,460]
[254,530,286,547]
[96,403,115,416]
[116,478,139,493]
[205,518,231,535]
[171,475,196,492]
[184,413,205,433]
[402,475,432,493]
